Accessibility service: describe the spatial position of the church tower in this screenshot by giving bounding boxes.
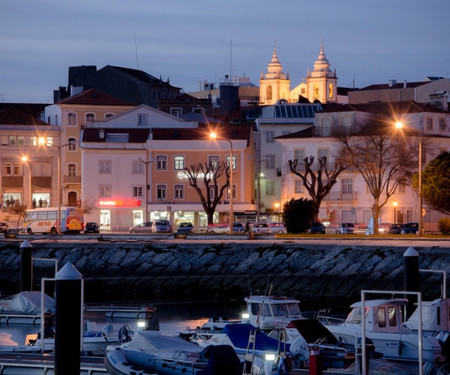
[306,43,338,103]
[259,47,291,105]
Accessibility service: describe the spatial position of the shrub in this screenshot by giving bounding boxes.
[437,218,450,235]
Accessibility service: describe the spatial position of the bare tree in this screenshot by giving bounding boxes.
[335,119,417,234]
[183,160,230,224]
[288,150,349,222]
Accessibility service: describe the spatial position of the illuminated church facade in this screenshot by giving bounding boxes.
[259,43,338,105]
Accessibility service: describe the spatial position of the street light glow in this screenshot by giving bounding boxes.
[395,121,403,129]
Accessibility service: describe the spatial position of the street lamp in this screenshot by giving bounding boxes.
[210,132,234,227]
[395,122,423,236]
[138,154,154,223]
[39,138,76,234]
[256,159,267,223]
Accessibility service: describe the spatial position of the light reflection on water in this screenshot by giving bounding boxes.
[0,299,245,347]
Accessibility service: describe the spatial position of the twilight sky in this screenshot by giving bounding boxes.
[1,0,449,104]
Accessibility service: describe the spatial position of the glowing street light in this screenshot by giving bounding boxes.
[209,132,234,228]
[138,154,154,223]
[394,122,423,236]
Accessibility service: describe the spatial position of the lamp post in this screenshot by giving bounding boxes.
[256,159,266,223]
[138,153,153,223]
[21,156,32,208]
[210,132,234,227]
[395,122,423,236]
[39,138,76,234]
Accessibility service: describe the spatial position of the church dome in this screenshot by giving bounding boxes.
[310,43,334,78]
[264,47,287,80]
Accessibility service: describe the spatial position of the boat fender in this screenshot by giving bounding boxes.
[398,341,403,357]
[118,325,132,343]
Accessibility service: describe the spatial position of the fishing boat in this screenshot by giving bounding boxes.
[104,330,246,375]
[318,298,446,364]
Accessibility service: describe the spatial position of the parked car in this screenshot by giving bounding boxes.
[269,223,287,234]
[232,222,245,232]
[251,222,272,234]
[176,222,194,234]
[380,223,403,234]
[84,222,99,233]
[401,222,419,234]
[355,225,368,235]
[336,223,355,234]
[129,222,153,233]
[309,222,326,234]
[152,219,171,233]
[0,222,8,233]
[207,223,230,234]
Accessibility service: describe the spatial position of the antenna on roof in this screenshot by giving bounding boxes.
[134,36,140,70]
[229,40,233,83]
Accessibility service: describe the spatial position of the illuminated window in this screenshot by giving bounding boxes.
[377,307,386,328]
[156,156,167,170]
[157,185,166,200]
[174,185,184,199]
[3,163,12,175]
[226,185,236,200]
[133,186,143,197]
[99,160,112,174]
[99,185,111,197]
[328,83,333,98]
[68,113,77,126]
[314,84,319,98]
[209,156,219,169]
[174,156,184,170]
[226,155,236,170]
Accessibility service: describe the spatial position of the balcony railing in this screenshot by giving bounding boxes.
[322,191,358,202]
[64,175,81,183]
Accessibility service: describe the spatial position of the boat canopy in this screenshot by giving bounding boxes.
[0,292,55,314]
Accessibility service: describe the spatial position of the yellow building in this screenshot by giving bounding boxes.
[259,47,291,105]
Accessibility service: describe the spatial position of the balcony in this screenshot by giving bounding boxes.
[64,175,81,183]
[323,191,358,202]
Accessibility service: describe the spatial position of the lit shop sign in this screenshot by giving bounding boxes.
[98,199,141,207]
[177,172,214,180]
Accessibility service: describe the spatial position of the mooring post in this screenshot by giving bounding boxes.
[20,240,33,291]
[54,262,82,375]
[404,246,419,318]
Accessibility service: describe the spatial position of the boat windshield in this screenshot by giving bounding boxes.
[272,303,301,316]
[250,303,271,316]
[345,307,369,324]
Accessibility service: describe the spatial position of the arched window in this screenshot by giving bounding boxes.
[68,163,77,177]
[68,137,77,151]
[329,83,333,98]
[68,112,77,126]
[266,86,272,101]
[85,113,95,125]
[314,84,319,99]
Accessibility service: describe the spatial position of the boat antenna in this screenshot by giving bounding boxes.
[255,283,273,327]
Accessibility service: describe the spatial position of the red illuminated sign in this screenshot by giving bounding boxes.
[97,199,141,207]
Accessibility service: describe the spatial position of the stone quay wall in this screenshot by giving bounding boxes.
[0,241,448,311]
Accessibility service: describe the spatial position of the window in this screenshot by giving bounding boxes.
[318,149,329,161]
[68,113,77,126]
[209,185,217,200]
[426,117,433,131]
[99,160,112,174]
[170,108,182,117]
[314,84,319,99]
[174,185,184,199]
[193,108,204,114]
[68,138,76,151]
[226,185,236,200]
[295,180,303,194]
[174,156,184,170]
[157,185,166,200]
[439,118,446,131]
[265,131,275,143]
[266,86,272,101]
[342,178,353,194]
[388,307,397,327]
[85,113,95,124]
[209,156,219,169]
[133,186,143,197]
[265,181,275,195]
[156,156,167,170]
[3,163,12,175]
[132,160,144,174]
[226,155,236,170]
[18,136,24,146]
[8,136,16,146]
[137,113,148,126]
[99,185,111,197]
[265,154,275,169]
[377,307,386,328]
[399,183,406,193]
[328,83,333,98]
[105,113,115,119]
[294,149,305,163]
[68,163,76,177]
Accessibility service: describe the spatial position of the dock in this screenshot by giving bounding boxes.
[0,352,107,374]
[84,304,157,320]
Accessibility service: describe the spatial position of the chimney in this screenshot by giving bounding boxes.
[388,79,397,88]
[404,80,407,88]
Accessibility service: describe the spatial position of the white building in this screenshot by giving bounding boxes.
[277,101,450,232]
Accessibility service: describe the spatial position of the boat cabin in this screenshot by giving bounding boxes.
[405,298,450,334]
[345,298,409,334]
[244,295,303,329]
